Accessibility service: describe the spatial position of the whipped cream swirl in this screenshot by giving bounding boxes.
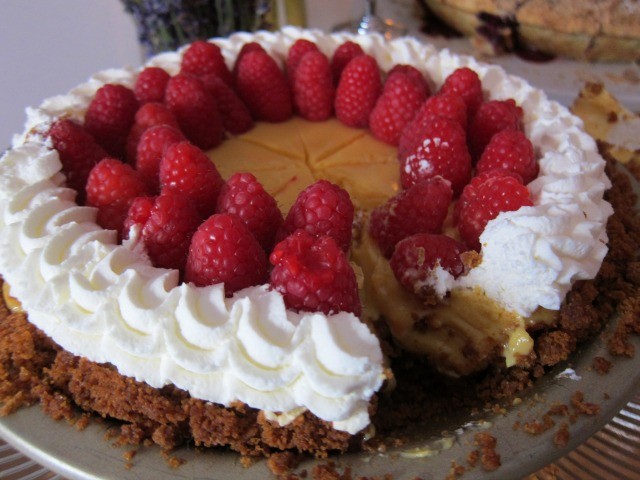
[0,28,612,434]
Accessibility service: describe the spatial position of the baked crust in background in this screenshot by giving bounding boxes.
[422,0,640,62]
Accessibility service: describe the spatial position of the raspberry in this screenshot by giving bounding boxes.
[279,180,354,252]
[456,175,533,250]
[216,172,283,251]
[387,64,431,97]
[286,39,320,84]
[125,102,179,163]
[185,213,268,295]
[398,92,468,160]
[369,176,453,258]
[48,119,109,203]
[141,192,202,271]
[159,141,224,219]
[468,98,523,160]
[469,168,524,189]
[270,230,361,316]
[123,195,155,239]
[134,67,170,104]
[84,83,138,158]
[476,129,538,184]
[369,71,428,145]
[400,116,472,195]
[330,41,364,86]
[199,73,253,134]
[85,157,149,236]
[180,40,234,87]
[232,42,266,77]
[165,73,224,150]
[292,50,334,121]
[439,67,483,117]
[454,168,524,225]
[133,101,178,130]
[234,50,293,123]
[135,125,185,192]
[334,54,382,128]
[390,234,467,300]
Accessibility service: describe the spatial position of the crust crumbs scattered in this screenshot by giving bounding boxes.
[553,423,570,448]
[162,449,186,469]
[592,356,613,374]
[523,414,556,435]
[570,391,601,416]
[473,432,501,472]
[267,452,302,477]
[445,460,466,479]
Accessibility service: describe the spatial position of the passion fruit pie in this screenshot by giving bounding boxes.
[0,27,620,463]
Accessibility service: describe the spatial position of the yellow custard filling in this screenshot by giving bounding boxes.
[209,117,399,212]
[208,117,555,376]
[2,282,23,313]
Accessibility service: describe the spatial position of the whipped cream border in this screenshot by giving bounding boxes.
[0,28,612,435]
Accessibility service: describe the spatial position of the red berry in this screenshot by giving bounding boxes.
[390,233,467,299]
[125,102,179,163]
[181,40,233,87]
[292,50,334,121]
[454,168,524,225]
[85,157,149,235]
[469,168,524,188]
[369,71,428,145]
[232,42,266,77]
[369,176,453,258]
[123,195,155,239]
[279,180,354,252]
[335,54,382,128]
[134,67,170,104]
[398,92,468,160]
[287,39,320,84]
[199,73,253,134]
[159,141,224,219]
[185,213,268,295]
[216,172,283,251]
[270,230,361,316]
[457,175,533,250]
[126,125,151,164]
[387,64,431,97]
[439,67,483,117]
[84,83,138,158]
[476,129,538,184]
[133,102,178,130]
[400,116,472,195]
[165,73,224,150]
[141,192,202,271]
[330,41,364,86]
[234,50,293,122]
[48,119,109,203]
[468,98,523,160]
[135,125,186,192]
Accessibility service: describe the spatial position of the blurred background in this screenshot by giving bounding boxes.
[0,0,637,147]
